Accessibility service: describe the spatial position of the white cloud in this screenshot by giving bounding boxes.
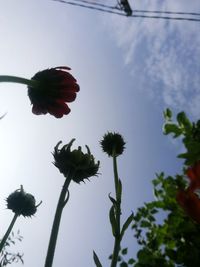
[103,0,200,119]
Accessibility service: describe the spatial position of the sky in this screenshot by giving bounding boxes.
[0,0,199,266]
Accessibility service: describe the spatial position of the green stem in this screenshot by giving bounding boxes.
[0,213,18,253]
[113,155,119,198]
[0,75,39,87]
[44,176,72,267]
[110,154,121,267]
[111,239,121,267]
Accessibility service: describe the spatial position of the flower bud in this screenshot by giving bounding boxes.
[53,139,100,183]
[100,132,125,157]
[6,186,38,217]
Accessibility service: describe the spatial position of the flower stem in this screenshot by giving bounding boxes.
[44,176,72,267]
[110,154,121,267]
[113,154,119,198]
[0,213,18,253]
[0,75,39,87]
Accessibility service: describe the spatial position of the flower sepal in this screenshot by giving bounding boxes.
[53,139,100,183]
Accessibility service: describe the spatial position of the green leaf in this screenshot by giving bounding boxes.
[140,220,151,228]
[120,262,128,267]
[163,108,172,121]
[176,112,192,131]
[163,123,182,137]
[109,205,117,236]
[128,258,135,265]
[121,248,128,255]
[93,251,103,267]
[137,249,152,264]
[108,193,117,206]
[121,213,134,239]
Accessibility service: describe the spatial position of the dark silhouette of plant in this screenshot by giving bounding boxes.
[94,132,133,267]
[0,231,23,267]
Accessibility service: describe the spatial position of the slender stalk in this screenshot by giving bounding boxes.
[0,75,39,87]
[110,154,121,267]
[111,239,121,267]
[0,213,18,253]
[113,155,119,198]
[44,176,72,267]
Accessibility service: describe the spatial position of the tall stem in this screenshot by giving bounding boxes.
[110,154,121,267]
[0,213,18,253]
[0,75,39,87]
[113,155,119,198]
[44,176,72,267]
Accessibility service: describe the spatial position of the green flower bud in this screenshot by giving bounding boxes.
[53,139,100,183]
[100,132,126,157]
[6,186,39,217]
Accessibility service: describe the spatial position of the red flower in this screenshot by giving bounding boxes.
[186,161,200,191]
[28,66,79,118]
[176,189,200,223]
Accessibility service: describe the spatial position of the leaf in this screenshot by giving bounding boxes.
[120,262,128,267]
[109,205,117,236]
[163,123,182,137]
[93,251,103,267]
[176,112,192,131]
[163,108,172,121]
[121,247,128,255]
[108,193,117,206]
[140,220,151,228]
[121,213,134,239]
[137,249,152,264]
[128,258,135,265]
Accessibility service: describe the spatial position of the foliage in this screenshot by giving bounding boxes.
[0,231,23,266]
[131,173,200,267]
[163,109,200,165]
[119,109,200,267]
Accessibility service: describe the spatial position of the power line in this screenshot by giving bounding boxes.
[71,0,116,10]
[52,0,200,22]
[69,0,200,17]
[133,9,200,17]
[52,0,124,15]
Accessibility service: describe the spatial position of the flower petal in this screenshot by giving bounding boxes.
[177,189,200,223]
[28,66,79,118]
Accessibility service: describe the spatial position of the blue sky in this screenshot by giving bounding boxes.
[0,1,199,266]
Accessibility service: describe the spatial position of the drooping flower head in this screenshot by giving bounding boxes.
[186,161,200,191]
[100,132,126,157]
[6,186,40,217]
[28,66,79,118]
[53,139,100,183]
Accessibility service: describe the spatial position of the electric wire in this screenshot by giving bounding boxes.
[52,0,200,22]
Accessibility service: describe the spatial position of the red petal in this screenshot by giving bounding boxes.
[186,168,196,181]
[187,161,200,191]
[59,92,77,102]
[32,105,47,115]
[177,189,200,223]
[47,101,70,118]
